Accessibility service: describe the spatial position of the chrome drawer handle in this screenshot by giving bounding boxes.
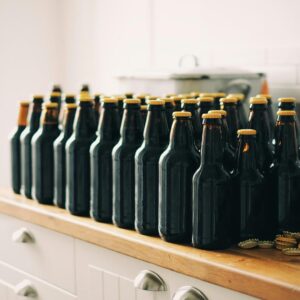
[12,228,34,243]
[173,286,208,300]
[15,280,38,298]
[134,270,167,291]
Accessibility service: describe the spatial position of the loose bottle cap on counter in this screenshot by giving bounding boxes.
[198,96,214,102]
[227,93,245,100]
[172,111,192,118]
[158,97,173,103]
[148,99,165,105]
[66,103,77,109]
[124,98,141,104]
[101,97,118,103]
[220,97,238,103]
[181,98,199,104]
[277,110,296,116]
[165,93,177,98]
[43,102,58,108]
[257,94,272,99]
[140,105,147,110]
[249,97,268,104]
[19,100,30,106]
[50,92,61,97]
[237,129,257,135]
[278,97,296,103]
[208,109,227,116]
[202,113,222,119]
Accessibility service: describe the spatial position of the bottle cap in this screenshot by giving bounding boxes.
[158,97,173,103]
[50,92,61,97]
[277,110,296,116]
[102,97,117,103]
[135,93,150,99]
[66,103,77,109]
[199,93,215,98]
[278,97,296,103]
[79,93,93,102]
[173,111,191,118]
[257,94,271,99]
[208,109,227,116]
[33,94,44,99]
[221,97,238,103]
[181,98,199,104]
[237,129,257,135]
[198,96,214,102]
[20,100,30,106]
[44,102,58,108]
[202,113,222,119]
[146,96,159,101]
[148,99,165,105]
[124,98,141,104]
[65,93,76,98]
[227,93,245,100]
[171,96,183,102]
[249,97,267,104]
[141,105,148,110]
[213,92,226,98]
[178,93,193,98]
[165,93,177,98]
[115,96,125,101]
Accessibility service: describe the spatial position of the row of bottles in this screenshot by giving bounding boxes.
[10,86,300,250]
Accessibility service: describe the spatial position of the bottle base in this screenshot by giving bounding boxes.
[160,233,191,244]
[136,227,158,236]
[69,209,90,217]
[192,240,231,250]
[113,221,135,230]
[92,215,112,224]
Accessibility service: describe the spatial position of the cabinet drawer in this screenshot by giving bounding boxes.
[0,214,75,293]
[75,239,257,300]
[0,260,76,300]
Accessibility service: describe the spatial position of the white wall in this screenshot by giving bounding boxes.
[2,0,300,187]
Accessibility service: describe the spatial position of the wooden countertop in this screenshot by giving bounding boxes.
[0,189,299,300]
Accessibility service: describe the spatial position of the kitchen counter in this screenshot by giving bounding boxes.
[0,188,299,300]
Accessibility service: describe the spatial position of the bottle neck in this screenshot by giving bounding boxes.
[63,108,76,136]
[182,103,197,113]
[198,102,213,115]
[18,105,29,127]
[29,102,43,131]
[236,135,258,172]
[144,106,169,146]
[120,104,143,143]
[98,103,120,141]
[169,117,195,149]
[200,119,223,165]
[41,107,59,130]
[220,116,230,146]
[74,102,97,137]
[275,116,299,163]
[249,104,271,141]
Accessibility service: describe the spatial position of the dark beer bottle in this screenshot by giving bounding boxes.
[53,103,77,208]
[135,100,169,235]
[81,84,90,93]
[116,96,125,120]
[159,111,200,243]
[257,94,275,137]
[208,110,235,174]
[182,98,202,149]
[271,110,300,233]
[192,113,231,250]
[171,96,183,111]
[32,103,61,204]
[50,92,62,116]
[228,93,247,128]
[93,94,101,125]
[234,129,265,241]
[140,105,148,128]
[66,94,97,216]
[220,97,239,149]
[248,97,273,174]
[90,98,120,222]
[198,96,214,147]
[10,101,30,194]
[112,99,143,228]
[20,95,44,198]
[159,98,174,130]
[64,94,76,104]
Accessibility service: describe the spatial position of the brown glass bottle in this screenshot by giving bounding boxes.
[227,93,247,129]
[192,113,232,250]
[221,97,239,149]
[112,99,143,229]
[32,103,61,204]
[53,103,77,208]
[198,97,214,148]
[257,94,275,138]
[135,100,169,235]
[140,105,148,129]
[66,94,97,216]
[90,98,120,223]
[20,95,44,198]
[182,99,202,149]
[10,101,30,194]
[271,110,300,233]
[116,96,125,121]
[159,98,174,130]
[171,96,183,111]
[233,129,265,241]
[248,97,273,174]
[159,112,200,243]
[49,92,62,116]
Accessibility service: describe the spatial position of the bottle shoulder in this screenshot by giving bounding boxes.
[194,164,230,182]
[159,146,200,165]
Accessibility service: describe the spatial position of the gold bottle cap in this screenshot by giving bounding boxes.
[213,92,226,98]
[124,98,141,104]
[165,93,177,98]
[102,97,117,103]
[237,129,257,135]
[199,93,215,98]
[181,98,199,104]
[278,97,296,103]
[250,97,267,104]
[148,99,165,105]
[158,97,173,103]
[221,97,238,103]
[146,96,159,101]
[227,93,245,100]
[66,103,77,109]
[50,92,61,97]
[277,110,296,116]
[33,94,44,99]
[173,111,192,118]
[208,109,227,116]
[257,94,272,99]
[135,93,150,99]
[140,105,148,110]
[171,96,183,102]
[178,93,193,98]
[79,93,93,102]
[198,96,214,102]
[115,96,125,101]
[20,100,30,106]
[202,113,222,119]
[44,102,58,108]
